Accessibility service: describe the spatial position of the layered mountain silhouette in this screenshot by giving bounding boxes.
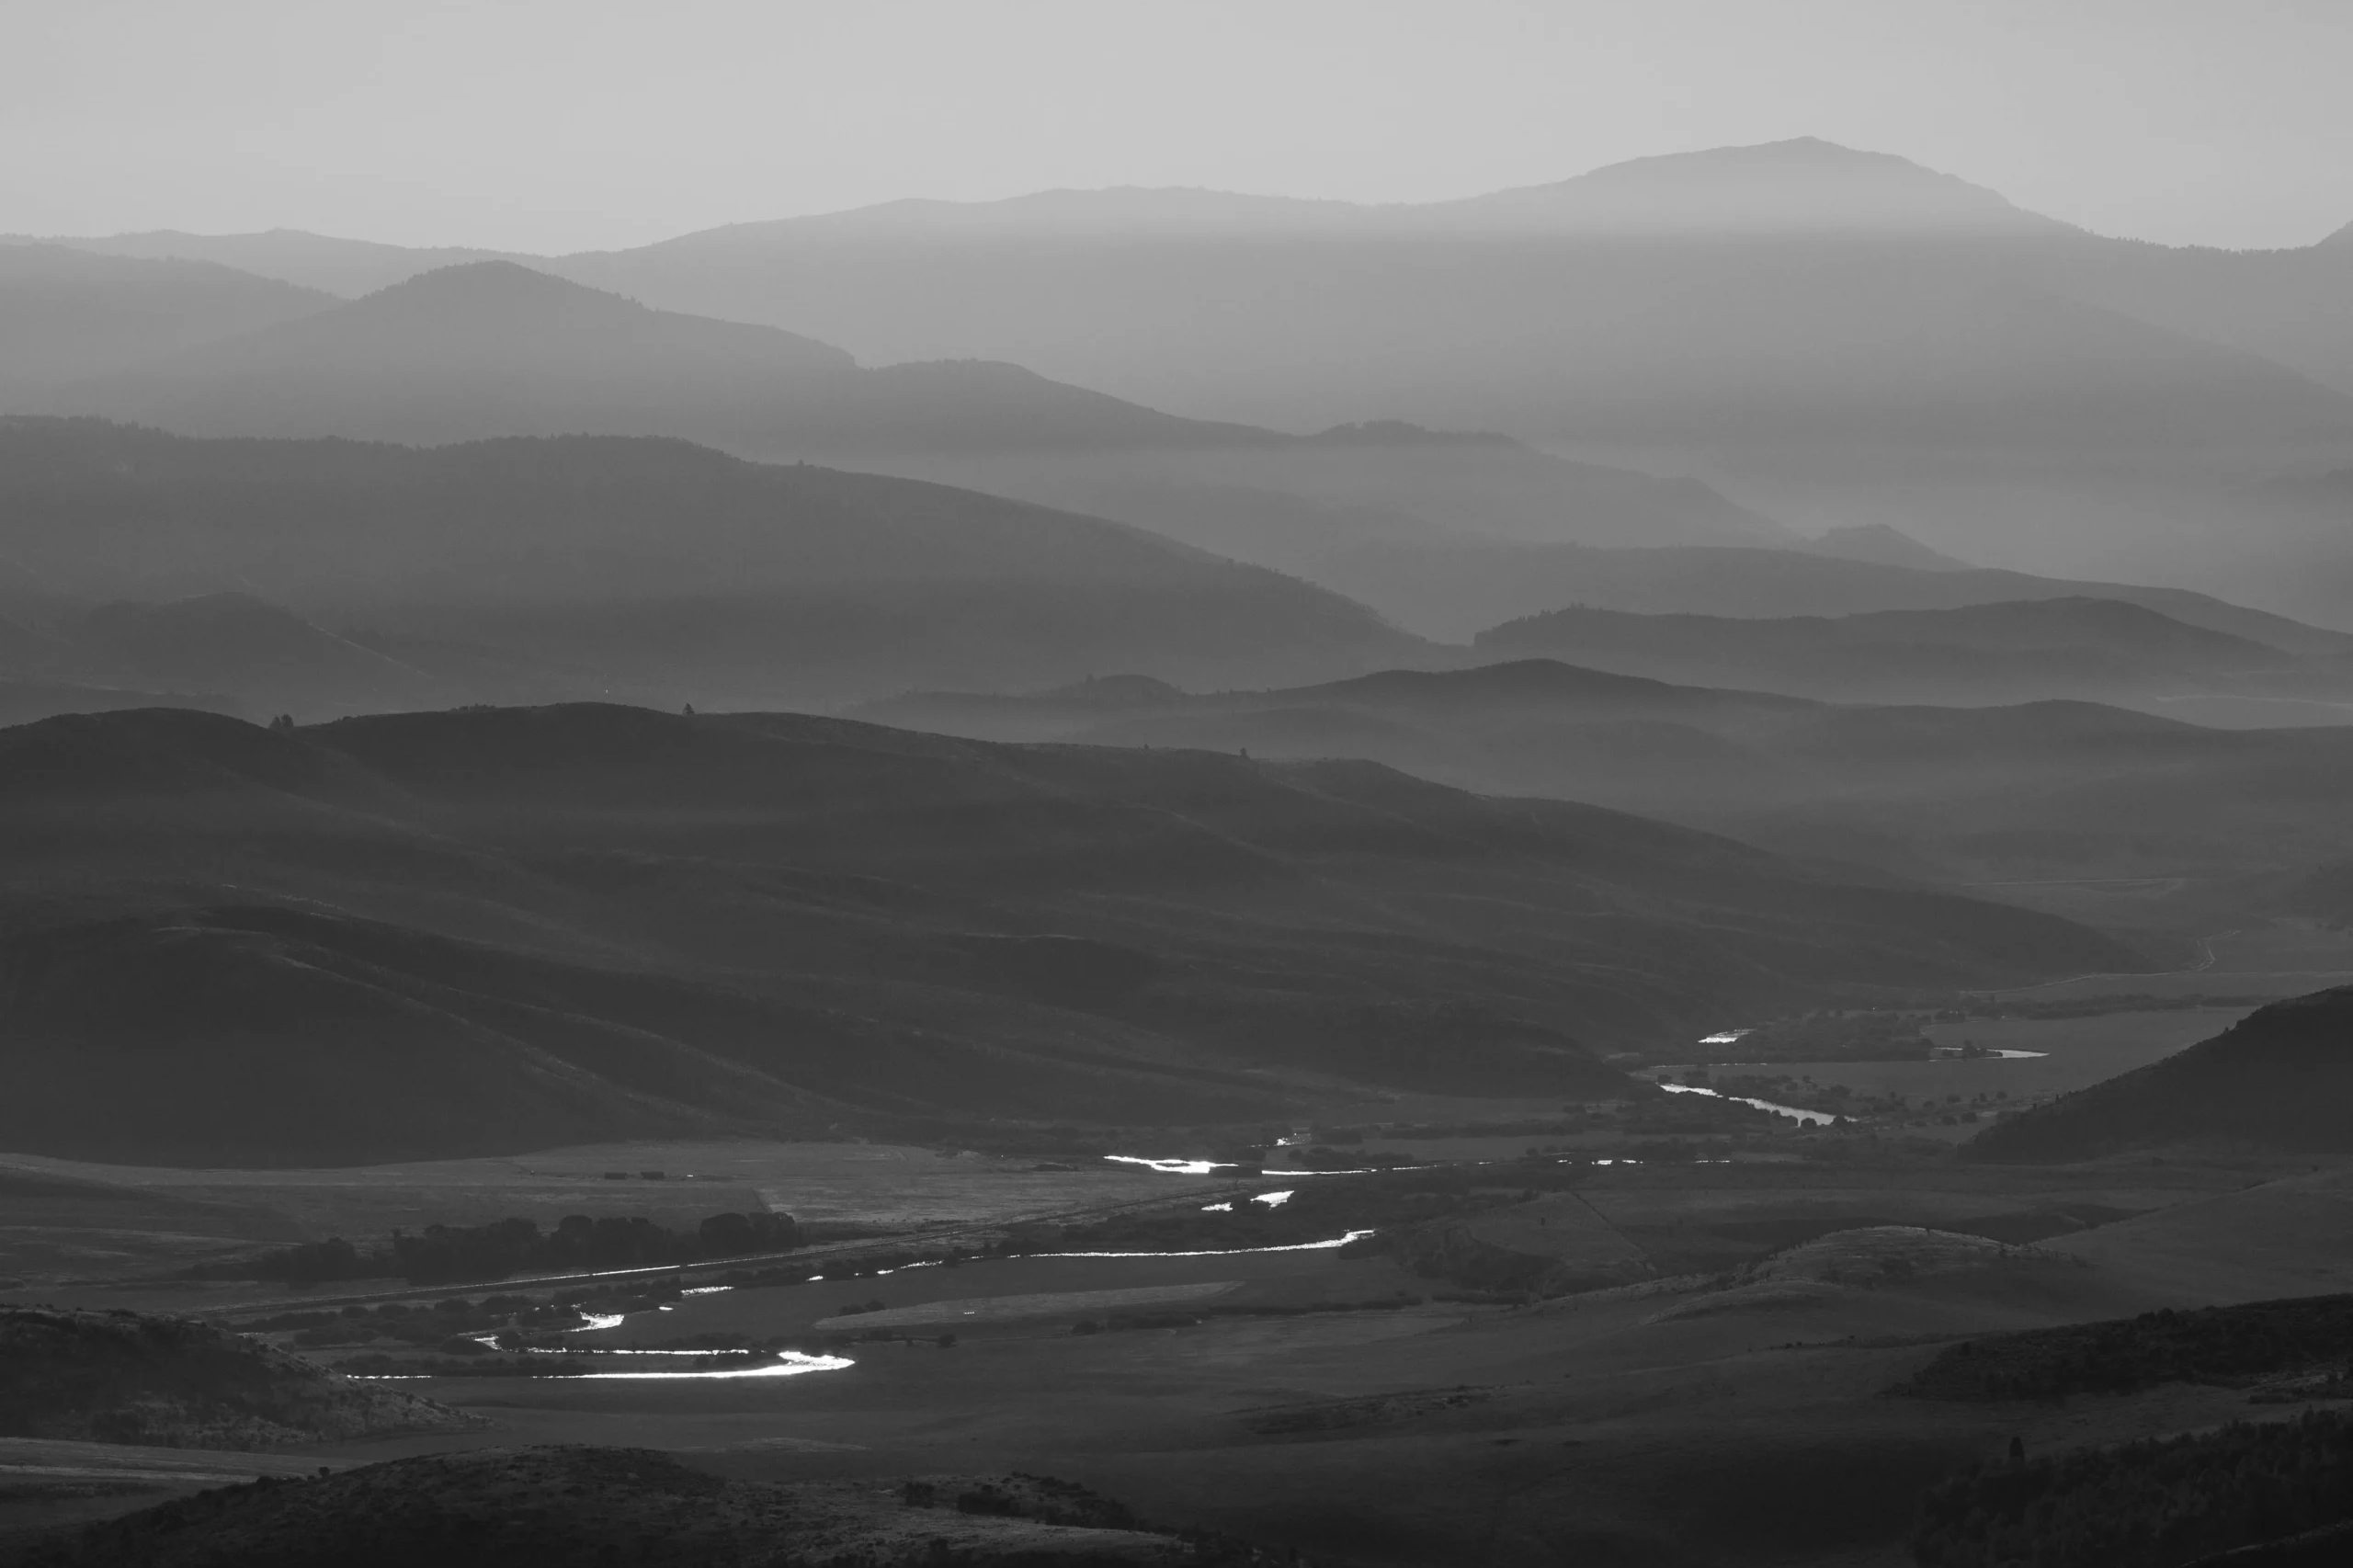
[525,139,2353,602]
[1472,597,2339,714]
[1309,538,2353,647]
[34,142,2353,607]
[528,141,2353,453]
[1969,986,2353,1160]
[858,657,2353,892]
[0,419,1429,708]
[0,244,329,393]
[0,702,2130,1164]
[18,226,501,297]
[1416,138,2072,235]
[18,261,1789,561]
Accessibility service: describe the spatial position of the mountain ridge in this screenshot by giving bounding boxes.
[0,699,2136,1164]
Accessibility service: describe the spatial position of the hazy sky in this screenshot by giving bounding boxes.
[6,0,2348,253]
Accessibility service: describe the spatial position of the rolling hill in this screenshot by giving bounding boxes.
[0,1306,468,1449]
[19,261,1786,563]
[857,657,2353,891]
[0,245,330,396]
[0,419,1429,708]
[0,701,2134,1165]
[1307,538,2353,651]
[0,1446,1235,1568]
[1472,597,2337,714]
[539,141,2353,448]
[1968,986,2353,1161]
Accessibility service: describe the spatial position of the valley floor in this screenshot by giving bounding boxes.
[7,1001,2353,1566]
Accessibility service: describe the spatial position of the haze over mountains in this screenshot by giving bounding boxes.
[16,136,2353,619]
[0,418,1435,712]
[0,245,329,397]
[859,658,2353,895]
[1475,597,2348,719]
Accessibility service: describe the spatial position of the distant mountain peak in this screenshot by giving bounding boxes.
[142,257,859,389]
[1306,420,1518,449]
[2318,218,2353,249]
[1434,138,2071,236]
[362,258,599,306]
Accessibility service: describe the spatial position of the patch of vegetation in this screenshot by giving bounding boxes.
[1693,1010,1935,1062]
[188,1210,800,1286]
[1893,1295,2353,1403]
[0,1444,1321,1566]
[1912,1411,2353,1567]
[0,1306,473,1449]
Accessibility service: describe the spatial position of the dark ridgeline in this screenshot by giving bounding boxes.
[0,700,2128,1166]
[0,417,1426,714]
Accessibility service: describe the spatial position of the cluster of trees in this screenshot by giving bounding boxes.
[1912,1411,2353,1567]
[195,1210,801,1286]
[1709,1010,1936,1062]
[1897,1295,2353,1403]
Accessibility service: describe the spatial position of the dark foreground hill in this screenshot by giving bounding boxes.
[1912,1412,2353,1568]
[0,419,1427,707]
[0,702,2131,1164]
[0,1306,471,1449]
[0,1446,1261,1567]
[1968,987,2353,1162]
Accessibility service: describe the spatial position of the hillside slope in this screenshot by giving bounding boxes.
[0,1307,470,1449]
[858,657,2353,890]
[1310,539,2353,650]
[0,702,2133,1164]
[1968,987,2353,1161]
[23,263,1784,562]
[0,1447,1244,1568]
[0,246,330,395]
[1472,597,2330,712]
[0,419,1427,705]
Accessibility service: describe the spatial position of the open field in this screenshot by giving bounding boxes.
[131,1174,2345,1568]
[7,1004,2352,1566]
[0,1142,1223,1294]
[10,1142,2352,1565]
